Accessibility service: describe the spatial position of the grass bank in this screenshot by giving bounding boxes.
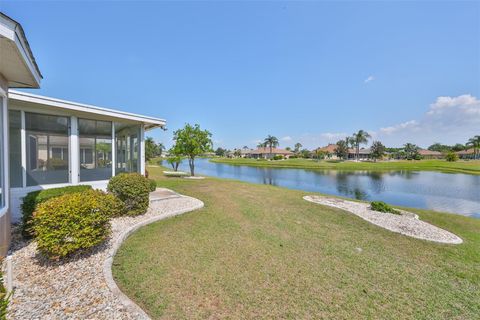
[210,158,480,175]
[113,166,480,319]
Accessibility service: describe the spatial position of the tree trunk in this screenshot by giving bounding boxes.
[189,157,195,176]
[356,144,359,162]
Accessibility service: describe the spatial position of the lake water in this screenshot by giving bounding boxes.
[174,158,480,218]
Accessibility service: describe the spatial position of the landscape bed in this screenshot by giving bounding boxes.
[210,158,480,175]
[113,166,480,319]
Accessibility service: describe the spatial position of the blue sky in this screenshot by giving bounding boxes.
[2,1,479,149]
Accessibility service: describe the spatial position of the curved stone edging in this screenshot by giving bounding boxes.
[103,195,205,320]
[304,195,463,244]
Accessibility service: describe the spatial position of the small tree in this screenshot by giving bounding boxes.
[445,152,458,162]
[172,124,212,176]
[370,141,386,162]
[215,147,226,157]
[404,143,420,160]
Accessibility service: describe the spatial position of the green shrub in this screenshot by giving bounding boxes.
[32,190,121,259]
[445,152,458,162]
[0,260,11,320]
[21,185,92,238]
[107,173,151,216]
[148,179,157,192]
[273,155,284,160]
[370,201,400,215]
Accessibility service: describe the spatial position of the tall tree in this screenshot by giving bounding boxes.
[157,143,165,157]
[352,130,371,161]
[370,141,386,162]
[466,136,480,160]
[403,143,420,159]
[145,137,157,161]
[294,142,303,153]
[334,140,349,160]
[172,124,212,176]
[263,135,279,158]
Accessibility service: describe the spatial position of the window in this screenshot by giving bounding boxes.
[79,119,112,181]
[9,110,22,188]
[115,122,140,173]
[26,113,70,186]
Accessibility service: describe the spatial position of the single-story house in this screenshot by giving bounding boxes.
[418,149,443,159]
[0,13,165,256]
[314,144,339,159]
[456,148,476,160]
[347,148,372,160]
[248,147,293,159]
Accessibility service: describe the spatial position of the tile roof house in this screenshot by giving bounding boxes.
[456,148,477,159]
[418,149,444,159]
[248,147,294,159]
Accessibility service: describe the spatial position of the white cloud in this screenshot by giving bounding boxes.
[281,136,293,142]
[378,94,480,146]
[380,120,419,135]
[364,75,375,83]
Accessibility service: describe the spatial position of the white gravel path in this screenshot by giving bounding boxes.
[6,189,204,319]
[304,195,462,244]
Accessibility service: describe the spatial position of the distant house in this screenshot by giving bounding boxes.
[456,148,476,160]
[248,147,293,159]
[314,144,339,159]
[347,148,372,160]
[418,149,443,159]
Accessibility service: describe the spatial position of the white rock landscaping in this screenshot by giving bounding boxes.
[5,189,203,319]
[303,195,463,244]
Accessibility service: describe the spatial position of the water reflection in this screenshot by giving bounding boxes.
[173,159,480,218]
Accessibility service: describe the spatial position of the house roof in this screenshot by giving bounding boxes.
[8,90,166,130]
[315,144,337,153]
[418,149,443,156]
[250,147,293,155]
[456,148,475,155]
[0,12,42,88]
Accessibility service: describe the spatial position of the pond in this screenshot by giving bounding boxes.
[174,158,480,218]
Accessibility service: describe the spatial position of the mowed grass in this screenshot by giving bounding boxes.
[113,166,480,319]
[210,158,480,175]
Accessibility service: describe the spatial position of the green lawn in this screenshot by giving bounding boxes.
[113,166,480,319]
[210,158,480,175]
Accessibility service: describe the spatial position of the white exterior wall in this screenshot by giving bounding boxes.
[0,73,11,255]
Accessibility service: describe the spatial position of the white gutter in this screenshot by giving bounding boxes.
[8,90,166,129]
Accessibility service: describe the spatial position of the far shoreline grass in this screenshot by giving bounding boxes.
[210,157,480,175]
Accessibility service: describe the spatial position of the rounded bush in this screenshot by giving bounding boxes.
[107,173,151,216]
[21,185,92,238]
[32,190,122,259]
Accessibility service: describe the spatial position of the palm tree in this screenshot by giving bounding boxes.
[352,130,371,161]
[466,136,480,160]
[257,142,266,148]
[263,135,279,159]
[294,142,302,154]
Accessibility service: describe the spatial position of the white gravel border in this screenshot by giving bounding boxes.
[304,195,462,244]
[6,190,204,319]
